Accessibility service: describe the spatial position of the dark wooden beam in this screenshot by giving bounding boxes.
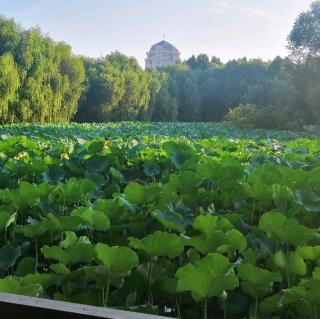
[0,293,174,319]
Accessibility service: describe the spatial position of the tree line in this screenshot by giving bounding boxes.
[0,18,84,123]
[1,1,320,129]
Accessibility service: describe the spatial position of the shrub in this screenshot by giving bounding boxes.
[224,104,258,128]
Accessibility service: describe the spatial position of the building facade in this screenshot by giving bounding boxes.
[145,40,181,70]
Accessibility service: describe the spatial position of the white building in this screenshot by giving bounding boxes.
[145,40,181,70]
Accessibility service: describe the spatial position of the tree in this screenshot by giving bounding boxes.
[151,73,178,121]
[288,1,320,61]
[0,17,85,123]
[0,53,20,122]
[198,58,268,122]
[186,54,211,70]
[165,64,201,121]
[76,52,153,122]
[0,17,21,56]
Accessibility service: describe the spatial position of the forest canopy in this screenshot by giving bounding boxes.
[1,1,320,129]
[0,16,85,123]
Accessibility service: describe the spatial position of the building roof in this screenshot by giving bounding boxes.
[149,40,180,52]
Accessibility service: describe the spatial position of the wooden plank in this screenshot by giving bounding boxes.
[0,293,174,319]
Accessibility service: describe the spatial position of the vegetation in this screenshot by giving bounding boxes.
[75,53,154,122]
[1,1,320,129]
[0,17,85,123]
[288,1,320,61]
[0,122,319,319]
[0,1,319,318]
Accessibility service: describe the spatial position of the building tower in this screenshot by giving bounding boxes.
[145,40,181,70]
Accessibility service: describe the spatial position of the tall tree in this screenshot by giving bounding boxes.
[288,1,320,61]
[0,53,20,122]
[166,64,201,121]
[151,73,178,121]
[0,17,85,123]
[76,52,153,122]
[186,54,211,70]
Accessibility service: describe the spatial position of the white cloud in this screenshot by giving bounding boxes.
[211,0,282,21]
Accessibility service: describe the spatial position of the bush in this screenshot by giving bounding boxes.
[225,104,305,130]
[224,104,258,128]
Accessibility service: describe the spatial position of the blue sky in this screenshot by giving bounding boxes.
[0,0,314,66]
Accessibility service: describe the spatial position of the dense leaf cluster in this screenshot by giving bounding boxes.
[0,17,85,123]
[2,1,320,129]
[0,123,319,319]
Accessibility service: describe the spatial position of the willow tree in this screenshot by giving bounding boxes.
[0,17,85,123]
[0,53,20,122]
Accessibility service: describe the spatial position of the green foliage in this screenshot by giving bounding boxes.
[224,104,258,128]
[288,1,320,60]
[259,211,314,246]
[129,231,184,259]
[95,243,138,273]
[238,263,281,298]
[76,52,154,122]
[0,53,20,121]
[176,253,239,300]
[0,122,318,318]
[0,17,85,123]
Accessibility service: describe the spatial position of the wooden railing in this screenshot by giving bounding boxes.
[0,293,174,319]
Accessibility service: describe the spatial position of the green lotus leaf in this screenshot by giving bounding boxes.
[273,250,287,269]
[110,167,124,180]
[18,181,40,208]
[86,139,105,154]
[21,273,57,289]
[0,212,9,232]
[60,231,78,248]
[259,211,314,246]
[0,276,42,296]
[41,243,95,265]
[43,165,66,183]
[16,221,48,239]
[119,195,137,212]
[259,294,280,315]
[0,244,22,271]
[296,246,320,261]
[15,257,36,276]
[143,162,160,177]
[272,184,294,208]
[95,243,138,273]
[313,267,320,280]
[86,155,109,173]
[5,212,17,229]
[162,142,194,169]
[280,285,306,305]
[238,263,281,298]
[287,251,307,276]
[193,215,234,236]
[82,265,124,288]
[218,229,247,253]
[151,209,185,233]
[129,231,184,258]
[46,213,83,232]
[124,183,145,205]
[93,198,122,220]
[304,279,320,304]
[50,263,70,275]
[71,208,110,231]
[0,211,14,233]
[184,232,228,255]
[295,188,320,212]
[176,253,239,301]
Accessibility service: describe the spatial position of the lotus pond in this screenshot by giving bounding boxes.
[0,122,319,319]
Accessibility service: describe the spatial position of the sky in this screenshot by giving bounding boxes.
[0,0,315,66]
